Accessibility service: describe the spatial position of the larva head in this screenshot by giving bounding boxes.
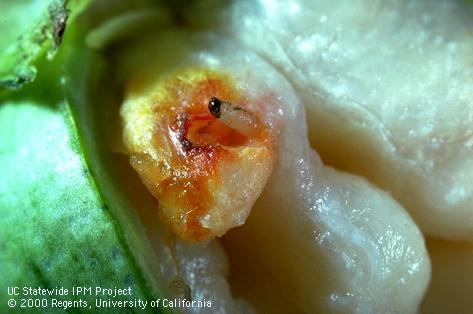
[121,68,277,242]
[208,97,222,118]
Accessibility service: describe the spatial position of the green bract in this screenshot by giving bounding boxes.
[0,75,159,314]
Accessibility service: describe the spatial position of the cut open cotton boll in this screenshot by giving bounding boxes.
[116,31,430,313]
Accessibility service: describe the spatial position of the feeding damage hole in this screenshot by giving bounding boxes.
[171,97,260,154]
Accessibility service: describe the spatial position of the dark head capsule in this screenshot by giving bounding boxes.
[208,97,222,118]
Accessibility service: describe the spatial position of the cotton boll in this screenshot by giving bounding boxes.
[212,0,473,241]
[116,30,430,313]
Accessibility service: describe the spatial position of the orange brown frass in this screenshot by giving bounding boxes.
[121,68,275,242]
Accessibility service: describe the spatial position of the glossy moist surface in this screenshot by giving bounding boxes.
[116,31,430,313]
[99,0,473,312]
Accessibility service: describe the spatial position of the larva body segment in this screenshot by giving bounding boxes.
[208,97,260,137]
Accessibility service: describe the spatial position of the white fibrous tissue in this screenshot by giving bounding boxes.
[113,0,473,312]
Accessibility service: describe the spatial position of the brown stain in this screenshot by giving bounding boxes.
[148,70,250,241]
